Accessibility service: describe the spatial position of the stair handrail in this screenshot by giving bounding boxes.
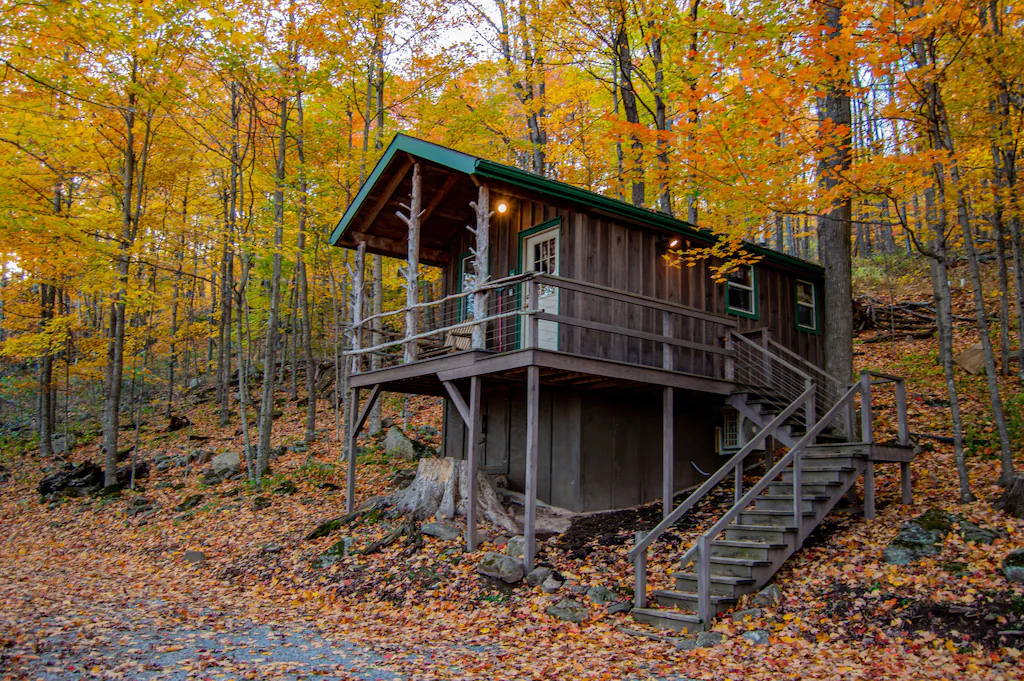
[628,382,815,610]
[730,331,818,428]
[677,380,863,621]
[765,338,852,437]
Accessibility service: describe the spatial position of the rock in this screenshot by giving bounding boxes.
[696,631,725,647]
[421,522,462,540]
[506,535,525,558]
[384,427,420,461]
[959,520,997,544]
[1003,549,1024,584]
[546,597,589,623]
[115,461,149,485]
[675,638,698,651]
[882,507,954,565]
[273,479,297,495]
[183,550,206,564]
[541,575,563,593]
[174,494,204,512]
[381,416,396,429]
[156,460,173,472]
[955,343,986,375]
[190,450,214,465]
[262,543,282,554]
[586,585,618,605]
[211,451,241,478]
[313,538,354,569]
[51,434,76,454]
[99,483,123,498]
[167,413,191,431]
[731,608,763,621]
[752,584,782,608]
[742,630,770,645]
[526,567,553,587]
[251,496,272,511]
[606,600,633,615]
[476,552,524,584]
[38,461,103,496]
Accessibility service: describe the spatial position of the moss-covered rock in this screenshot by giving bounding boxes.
[1003,549,1024,584]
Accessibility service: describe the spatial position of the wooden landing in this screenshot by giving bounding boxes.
[349,348,736,396]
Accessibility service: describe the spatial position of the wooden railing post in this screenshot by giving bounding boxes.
[860,372,875,520]
[896,378,912,506]
[633,531,648,609]
[696,535,710,622]
[724,333,735,381]
[525,279,539,349]
[805,377,816,431]
[662,310,672,370]
[792,446,802,544]
[734,457,743,505]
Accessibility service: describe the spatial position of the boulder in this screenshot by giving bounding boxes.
[115,461,149,485]
[752,584,782,608]
[476,552,524,584]
[586,585,618,605]
[541,574,563,593]
[606,600,633,615]
[273,479,297,495]
[955,343,986,375]
[384,427,420,461]
[546,597,589,623]
[506,535,525,558]
[730,608,763,621]
[741,630,770,646]
[313,538,354,569]
[882,507,954,565]
[174,494,204,512]
[1003,549,1024,584]
[526,566,553,587]
[99,483,123,498]
[38,462,103,496]
[421,522,462,540]
[183,550,206,565]
[696,631,725,648]
[959,520,997,544]
[676,638,698,651]
[251,496,272,511]
[211,451,241,478]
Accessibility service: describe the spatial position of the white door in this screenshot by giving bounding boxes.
[524,227,560,350]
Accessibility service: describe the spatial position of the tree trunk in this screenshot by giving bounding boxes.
[369,254,383,434]
[256,93,288,481]
[615,23,644,207]
[38,283,56,457]
[816,0,854,383]
[296,88,316,444]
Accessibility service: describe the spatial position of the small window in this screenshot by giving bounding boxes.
[721,409,740,450]
[796,280,817,331]
[726,264,757,318]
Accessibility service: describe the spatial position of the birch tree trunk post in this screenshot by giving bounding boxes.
[344,242,366,514]
[397,163,423,363]
[369,255,383,434]
[256,92,289,482]
[468,185,492,349]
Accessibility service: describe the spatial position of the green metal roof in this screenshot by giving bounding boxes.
[329,133,823,276]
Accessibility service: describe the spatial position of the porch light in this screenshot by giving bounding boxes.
[497,202,508,213]
[668,237,681,248]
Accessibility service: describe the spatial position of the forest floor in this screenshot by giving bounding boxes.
[2,267,1024,680]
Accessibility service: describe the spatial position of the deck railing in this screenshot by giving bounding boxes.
[344,272,738,380]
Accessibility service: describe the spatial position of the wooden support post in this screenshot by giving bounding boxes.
[696,534,710,623]
[724,333,735,381]
[735,457,744,505]
[901,461,912,506]
[633,531,648,609]
[466,376,482,552]
[398,163,423,363]
[662,387,674,520]
[525,280,539,349]
[804,378,816,431]
[860,372,875,520]
[345,386,360,514]
[469,186,492,350]
[864,461,875,520]
[524,365,540,572]
[792,448,802,543]
[895,379,910,446]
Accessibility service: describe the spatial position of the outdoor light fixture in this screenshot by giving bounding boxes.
[497,202,508,213]
[659,235,683,250]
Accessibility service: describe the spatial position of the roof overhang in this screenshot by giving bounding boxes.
[328,134,824,277]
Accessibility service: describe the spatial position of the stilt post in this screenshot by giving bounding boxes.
[524,365,540,572]
[345,386,360,514]
[466,376,482,552]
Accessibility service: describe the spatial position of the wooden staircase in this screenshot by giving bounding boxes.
[626,332,913,633]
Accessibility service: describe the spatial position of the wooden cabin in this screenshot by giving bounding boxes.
[329,134,832,569]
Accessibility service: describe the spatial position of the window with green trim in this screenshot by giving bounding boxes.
[796,279,818,331]
[726,264,758,318]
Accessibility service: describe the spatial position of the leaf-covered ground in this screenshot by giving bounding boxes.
[3,288,1024,679]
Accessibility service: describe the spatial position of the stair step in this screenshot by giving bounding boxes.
[753,496,821,513]
[724,525,796,543]
[738,509,811,527]
[652,589,736,615]
[711,539,787,560]
[708,556,772,578]
[779,468,853,484]
[631,607,705,633]
[673,571,755,596]
[768,481,842,497]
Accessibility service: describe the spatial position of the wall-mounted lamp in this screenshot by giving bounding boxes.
[659,235,683,250]
[496,202,508,214]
